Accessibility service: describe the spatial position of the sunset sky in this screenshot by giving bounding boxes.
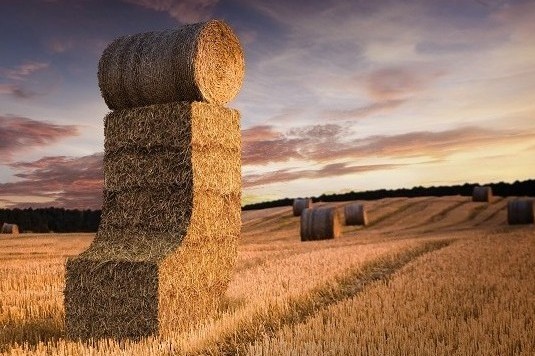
[1,0,534,209]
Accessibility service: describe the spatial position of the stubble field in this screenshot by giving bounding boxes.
[0,195,534,355]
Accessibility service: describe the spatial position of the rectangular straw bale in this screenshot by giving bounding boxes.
[64,259,159,338]
[103,151,192,189]
[65,101,241,339]
[99,186,192,231]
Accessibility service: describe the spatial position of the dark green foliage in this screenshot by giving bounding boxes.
[0,208,100,233]
[242,179,535,211]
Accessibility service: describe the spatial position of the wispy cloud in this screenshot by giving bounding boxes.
[323,99,405,121]
[242,125,306,165]
[1,122,533,208]
[364,65,445,101]
[123,0,219,23]
[45,37,75,53]
[0,115,78,162]
[0,61,59,99]
[0,61,49,81]
[243,123,535,166]
[1,154,103,209]
[243,162,403,188]
[491,1,535,41]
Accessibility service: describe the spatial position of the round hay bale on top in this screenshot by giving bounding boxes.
[472,186,492,202]
[344,203,368,226]
[300,207,341,241]
[1,223,20,234]
[293,198,312,216]
[507,198,534,225]
[98,20,245,110]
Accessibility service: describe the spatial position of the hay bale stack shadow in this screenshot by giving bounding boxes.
[472,186,492,202]
[344,203,368,226]
[507,198,534,225]
[65,20,243,340]
[300,207,341,241]
[1,223,19,234]
[293,198,312,217]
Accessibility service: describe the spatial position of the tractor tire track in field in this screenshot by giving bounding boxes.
[194,239,453,355]
[241,209,292,233]
[367,197,436,229]
[471,197,507,227]
[395,199,469,232]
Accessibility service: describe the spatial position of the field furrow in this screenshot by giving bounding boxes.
[0,196,532,355]
[247,229,535,356]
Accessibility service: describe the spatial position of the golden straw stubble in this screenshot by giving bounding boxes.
[98,20,245,110]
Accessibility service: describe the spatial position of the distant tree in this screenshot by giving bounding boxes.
[242,179,535,210]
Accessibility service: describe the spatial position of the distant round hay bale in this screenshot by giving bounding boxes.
[472,186,492,202]
[300,207,341,241]
[344,203,368,226]
[507,198,534,225]
[293,198,312,217]
[1,223,20,234]
[98,20,245,110]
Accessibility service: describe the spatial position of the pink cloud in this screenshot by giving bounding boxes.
[123,0,219,23]
[0,61,49,81]
[0,61,59,99]
[242,124,535,166]
[1,154,104,209]
[323,99,405,121]
[243,162,403,188]
[0,115,78,162]
[45,37,75,53]
[2,124,533,208]
[365,66,445,101]
[242,125,306,165]
[491,1,535,41]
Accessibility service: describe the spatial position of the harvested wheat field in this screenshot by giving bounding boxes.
[1,195,534,355]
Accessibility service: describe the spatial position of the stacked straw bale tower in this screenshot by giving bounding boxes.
[472,186,492,202]
[64,20,244,339]
[293,197,313,216]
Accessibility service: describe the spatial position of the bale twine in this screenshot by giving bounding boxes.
[300,207,341,241]
[507,198,534,225]
[344,203,368,226]
[65,98,241,338]
[98,20,244,110]
[1,223,20,234]
[293,198,313,217]
[472,186,492,202]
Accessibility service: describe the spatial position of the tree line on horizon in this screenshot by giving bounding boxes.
[242,179,535,210]
[0,180,533,233]
[0,208,100,233]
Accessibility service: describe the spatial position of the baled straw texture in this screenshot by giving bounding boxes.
[1,223,19,234]
[300,207,341,241]
[344,203,368,226]
[507,198,534,225]
[293,198,312,217]
[472,186,492,202]
[65,102,241,339]
[98,20,244,110]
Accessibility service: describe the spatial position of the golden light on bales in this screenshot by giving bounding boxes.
[65,20,243,339]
